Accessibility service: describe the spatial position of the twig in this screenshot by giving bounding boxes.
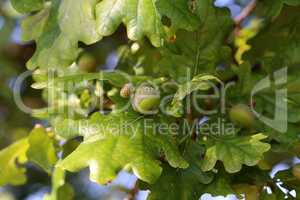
[234,0,257,26]
[124,181,139,200]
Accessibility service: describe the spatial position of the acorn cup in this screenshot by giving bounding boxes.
[132,82,161,115]
[120,83,133,98]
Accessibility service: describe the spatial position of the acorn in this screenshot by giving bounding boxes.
[292,164,300,181]
[132,83,160,115]
[229,104,255,128]
[78,53,97,72]
[169,35,177,43]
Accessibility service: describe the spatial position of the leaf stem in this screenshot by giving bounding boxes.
[125,181,139,200]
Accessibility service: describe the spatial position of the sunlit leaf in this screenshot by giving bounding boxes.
[27,127,58,173]
[0,139,29,186]
[96,0,165,47]
[201,134,270,173]
[168,74,220,117]
[24,0,101,69]
[59,111,188,184]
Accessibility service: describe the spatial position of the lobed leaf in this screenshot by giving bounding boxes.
[156,0,199,32]
[140,142,213,200]
[168,74,220,117]
[0,138,29,186]
[58,111,188,184]
[11,0,44,13]
[27,127,58,173]
[96,0,165,47]
[23,0,101,69]
[201,134,271,173]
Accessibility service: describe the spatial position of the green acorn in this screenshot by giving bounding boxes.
[292,164,300,181]
[229,104,255,128]
[132,83,160,115]
[78,53,97,72]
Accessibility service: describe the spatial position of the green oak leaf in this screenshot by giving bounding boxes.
[140,141,213,200]
[203,173,235,197]
[255,0,300,20]
[96,0,165,47]
[158,0,233,80]
[140,164,207,200]
[52,117,82,140]
[232,184,260,200]
[229,62,270,100]
[168,74,220,117]
[24,0,101,69]
[156,0,199,32]
[274,168,300,195]
[58,111,188,184]
[21,5,50,41]
[246,6,300,70]
[260,191,277,200]
[0,138,29,186]
[201,134,271,173]
[33,71,130,90]
[32,70,136,122]
[11,0,44,13]
[27,127,58,173]
[44,166,74,200]
[285,0,300,5]
[173,74,220,102]
[181,0,233,70]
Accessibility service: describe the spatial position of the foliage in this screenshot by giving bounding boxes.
[1,0,300,199]
[200,134,270,173]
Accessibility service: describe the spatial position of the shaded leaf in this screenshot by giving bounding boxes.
[140,142,213,200]
[274,168,300,195]
[246,6,300,70]
[156,0,199,32]
[44,166,74,200]
[203,173,235,197]
[11,0,44,13]
[232,184,259,200]
[255,0,300,20]
[158,0,233,80]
